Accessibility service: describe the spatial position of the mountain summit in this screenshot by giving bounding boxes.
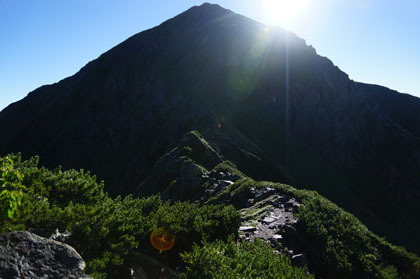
[1,3,420,254]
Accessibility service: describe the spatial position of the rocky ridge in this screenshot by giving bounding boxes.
[148,137,313,271]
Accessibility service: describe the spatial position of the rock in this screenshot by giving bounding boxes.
[277,195,287,203]
[238,192,313,272]
[292,254,308,268]
[239,226,256,232]
[0,231,91,279]
[272,234,283,240]
[225,174,241,182]
[50,228,72,243]
[285,200,297,207]
[285,200,300,213]
[219,180,234,189]
[254,187,276,202]
[245,199,254,207]
[262,216,276,224]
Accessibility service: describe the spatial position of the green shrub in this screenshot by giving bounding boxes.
[298,192,420,279]
[1,154,240,278]
[181,237,313,279]
[0,156,25,220]
[205,176,420,279]
[2,154,419,279]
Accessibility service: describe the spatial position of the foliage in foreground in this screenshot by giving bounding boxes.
[2,153,419,279]
[1,154,240,278]
[0,156,25,220]
[181,237,313,279]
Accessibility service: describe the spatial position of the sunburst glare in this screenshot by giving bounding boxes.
[263,0,310,27]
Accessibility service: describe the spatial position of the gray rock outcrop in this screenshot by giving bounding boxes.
[239,187,312,271]
[239,188,301,251]
[0,231,91,279]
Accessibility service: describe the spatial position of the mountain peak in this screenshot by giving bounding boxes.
[180,2,233,21]
[194,2,228,11]
[198,2,221,7]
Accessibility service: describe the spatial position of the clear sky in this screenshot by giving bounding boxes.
[1,0,419,111]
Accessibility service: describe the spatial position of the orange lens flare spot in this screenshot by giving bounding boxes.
[150,230,175,251]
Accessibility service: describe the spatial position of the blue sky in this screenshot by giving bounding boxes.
[1,0,419,111]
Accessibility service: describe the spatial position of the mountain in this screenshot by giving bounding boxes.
[1,2,420,256]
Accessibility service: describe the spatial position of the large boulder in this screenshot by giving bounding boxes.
[0,231,91,279]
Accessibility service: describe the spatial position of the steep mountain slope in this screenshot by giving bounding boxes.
[1,3,420,254]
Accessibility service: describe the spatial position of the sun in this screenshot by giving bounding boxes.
[263,0,310,26]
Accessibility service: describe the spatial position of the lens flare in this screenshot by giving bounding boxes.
[228,30,273,99]
[150,229,174,251]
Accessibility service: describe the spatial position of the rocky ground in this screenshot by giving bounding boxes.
[0,231,91,279]
[238,187,309,269]
[194,168,311,270]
